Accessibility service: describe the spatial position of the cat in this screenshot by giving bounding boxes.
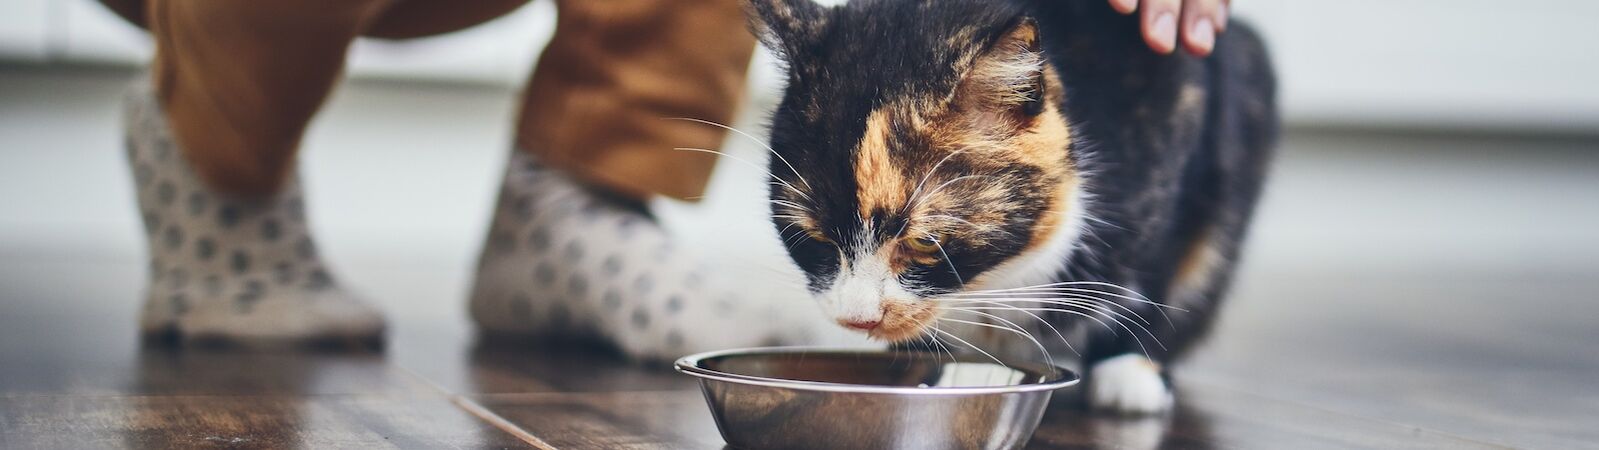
[747,0,1277,413]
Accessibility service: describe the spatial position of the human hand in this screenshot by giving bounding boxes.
[1107,0,1230,56]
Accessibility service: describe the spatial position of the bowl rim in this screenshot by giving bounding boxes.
[674,346,1079,395]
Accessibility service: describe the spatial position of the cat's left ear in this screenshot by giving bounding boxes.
[960,18,1047,117]
[745,0,830,62]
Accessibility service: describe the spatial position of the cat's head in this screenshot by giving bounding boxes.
[751,0,1086,342]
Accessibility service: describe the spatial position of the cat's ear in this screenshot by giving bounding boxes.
[745,0,830,61]
[960,18,1047,117]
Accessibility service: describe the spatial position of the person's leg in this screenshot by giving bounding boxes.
[148,0,401,196]
[469,0,817,358]
[361,0,528,40]
[120,0,394,345]
[514,0,753,201]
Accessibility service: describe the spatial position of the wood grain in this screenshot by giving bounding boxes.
[0,395,531,449]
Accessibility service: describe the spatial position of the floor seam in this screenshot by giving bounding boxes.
[450,395,558,450]
[468,389,695,402]
[389,364,555,449]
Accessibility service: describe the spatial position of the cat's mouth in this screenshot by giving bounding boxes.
[837,300,940,342]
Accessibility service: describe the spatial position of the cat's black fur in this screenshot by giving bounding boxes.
[1030,2,1278,364]
[753,0,1276,373]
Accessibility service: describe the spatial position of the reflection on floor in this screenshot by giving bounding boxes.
[2,66,1596,448]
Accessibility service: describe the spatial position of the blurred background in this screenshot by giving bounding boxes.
[3,0,1595,297]
[3,0,1596,320]
[1,1,1597,446]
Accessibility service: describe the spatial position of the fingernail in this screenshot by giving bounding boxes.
[1191,18,1216,53]
[1153,12,1178,53]
[1111,0,1137,14]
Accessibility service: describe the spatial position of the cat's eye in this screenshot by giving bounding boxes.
[904,235,941,254]
[1021,70,1046,116]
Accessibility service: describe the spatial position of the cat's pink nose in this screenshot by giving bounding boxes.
[840,319,881,331]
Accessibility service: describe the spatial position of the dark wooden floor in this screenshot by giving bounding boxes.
[3,68,1598,448]
[4,245,1597,449]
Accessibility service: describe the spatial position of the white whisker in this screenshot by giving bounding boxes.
[949,285,1178,327]
[921,214,980,229]
[940,292,1151,325]
[955,282,1184,312]
[939,312,1053,368]
[931,238,965,287]
[927,325,959,366]
[940,296,1165,355]
[964,281,1159,303]
[901,149,968,215]
[950,303,1157,360]
[775,221,801,238]
[674,147,813,203]
[940,296,1163,350]
[770,199,814,213]
[782,232,813,252]
[931,327,1008,370]
[664,117,814,191]
[919,214,1016,239]
[938,299,1079,356]
[909,174,994,211]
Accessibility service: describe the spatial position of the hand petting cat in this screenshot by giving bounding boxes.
[1107,0,1230,56]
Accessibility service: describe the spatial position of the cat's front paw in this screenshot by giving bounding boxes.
[1089,354,1174,415]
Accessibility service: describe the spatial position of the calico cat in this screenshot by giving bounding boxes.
[748,0,1277,413]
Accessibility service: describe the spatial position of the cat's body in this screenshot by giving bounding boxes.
[750,0,1276,413]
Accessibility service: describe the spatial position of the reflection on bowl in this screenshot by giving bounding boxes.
[676,347,1079,449]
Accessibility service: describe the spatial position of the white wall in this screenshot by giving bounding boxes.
[11,0,555,84]
[1241,0,1599,132]
[2,0,1596,132]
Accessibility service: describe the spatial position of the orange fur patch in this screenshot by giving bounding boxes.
[920,65,1076,255]
[872,299,937,342]
[854,109,910,219]
[1176,83,1206,115]
[1173,229,1224,294]
[1013,68,1075,254]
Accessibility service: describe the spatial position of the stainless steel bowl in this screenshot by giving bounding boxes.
[675,347,1079,450]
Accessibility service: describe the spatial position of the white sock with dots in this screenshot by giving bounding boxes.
[469,150,814,360]
[125,79,384,345]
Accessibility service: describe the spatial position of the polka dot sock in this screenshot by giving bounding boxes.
[468,150,810,361]
[124,79,384,346]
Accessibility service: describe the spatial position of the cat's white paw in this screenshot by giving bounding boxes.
[1089,354,1173,414]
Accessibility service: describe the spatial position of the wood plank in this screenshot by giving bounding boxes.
[1033,384,1506,449]
[473,382,1501,450]
[0,263,422,397]
[1180,272,1599,448]
[391,331,696,395]
[474,391,724,450]
[0,341,431,397]
[0,395,531,449]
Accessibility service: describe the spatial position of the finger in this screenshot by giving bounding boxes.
[1214,0,1230,32]
[1180,0,1219,56]
[1140,0,1181,54]
[1108,0,1138,15]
